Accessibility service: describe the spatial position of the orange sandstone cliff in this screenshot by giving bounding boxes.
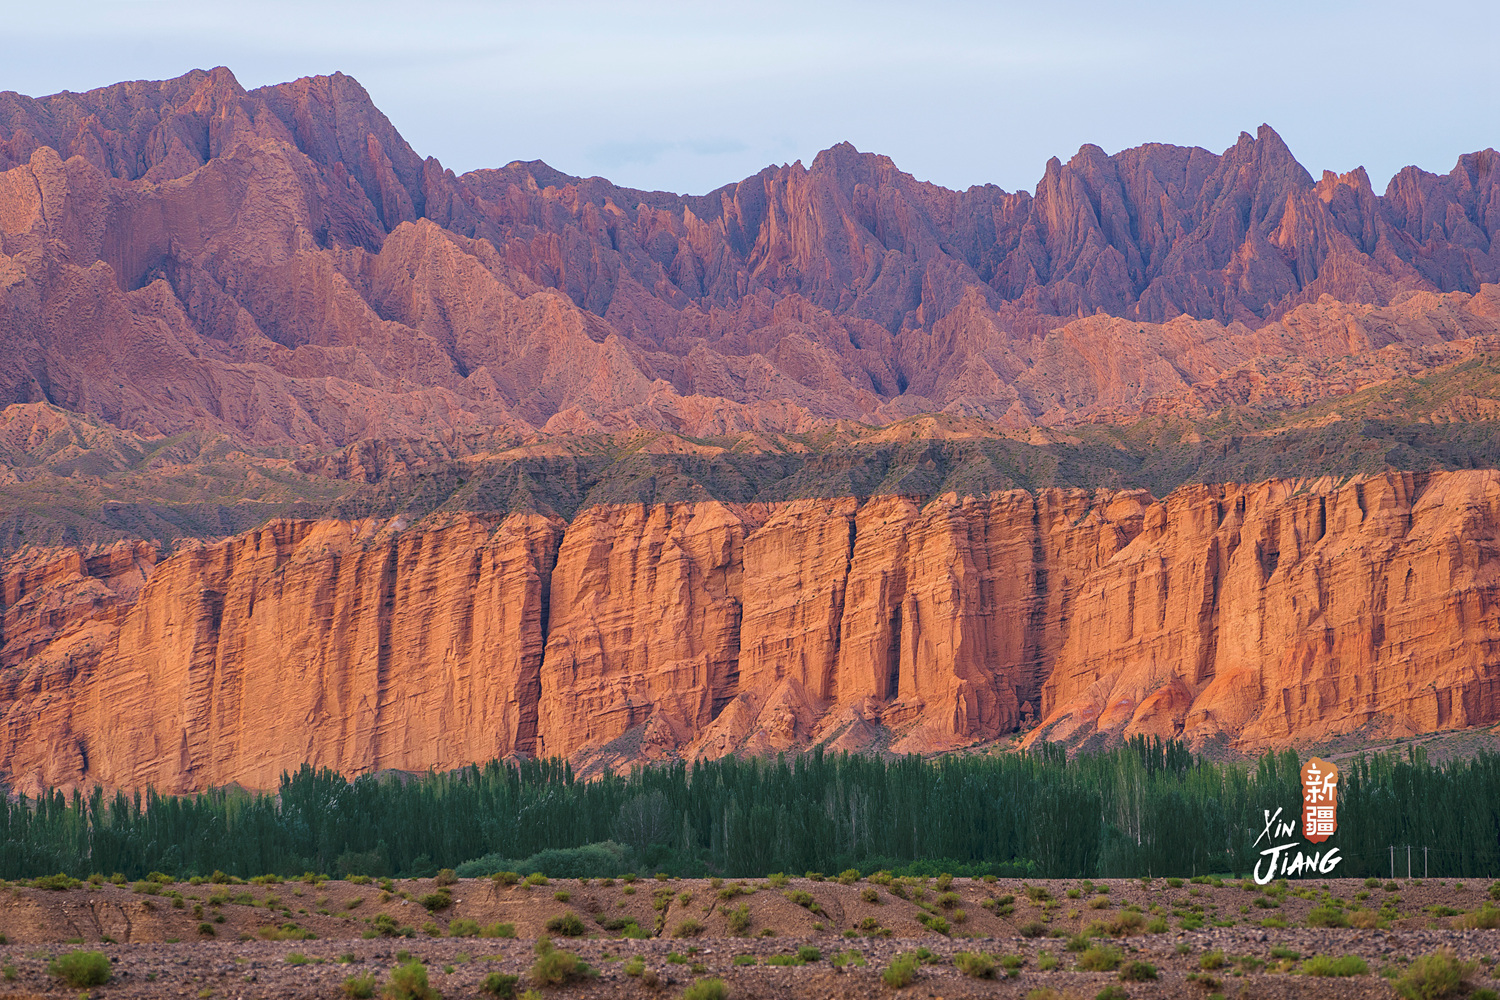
[2,470,1497,793]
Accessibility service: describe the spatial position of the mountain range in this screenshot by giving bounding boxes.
[2,68,1499,792]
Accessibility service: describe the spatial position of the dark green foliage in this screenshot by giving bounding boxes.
[383,961,439,1000]
[1119,961,1158,982]
[342,973,378,998]
[49,950,111,987]
[1300,955,1370,977]
[1394,950,1476,999]
[7,738,1500,880]
[882,953,920,988]
[479,972,518,998]
[544,912,585,937]
[682,979,728,1000]
[953,952,995,978]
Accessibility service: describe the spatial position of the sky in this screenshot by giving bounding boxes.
[3,0,1496,197]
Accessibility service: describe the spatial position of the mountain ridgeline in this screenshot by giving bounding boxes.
[2,68,1500,790]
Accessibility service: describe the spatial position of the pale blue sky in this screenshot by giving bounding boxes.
[3,1,1495,196]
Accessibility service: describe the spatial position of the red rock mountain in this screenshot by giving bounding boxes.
[1,68,1499,790]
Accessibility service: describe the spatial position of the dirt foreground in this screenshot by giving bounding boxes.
[2,874,1499,998]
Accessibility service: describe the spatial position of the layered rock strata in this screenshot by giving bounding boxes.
[1,470,1497,793]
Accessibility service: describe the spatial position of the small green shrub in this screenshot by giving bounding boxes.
[529,937,594,987]
[837,869,861,885]
[861,887,880,903]
[1200,950,1226,970]
[1119,960,1157,982]
[342,972,378,998]
[418,889,451,911]
[674,918,705,938]
[433,868,457,887]
[524,872,548,887]
[1094,987,1130,1000]
[384,960,440,1000]
[481,922,516,938]
[1300,954,1370,977]
[954,951,996,978]
[545,912,585,937]
[448,918,480,937]
[1394,949,1477,999]
[682,978,728,1000]
[1078,945,1123,972]
[918,912,950,935]
[480,971,519,997]
[1305,904,1349,928]
[49,950,111,987]
[882,953,920,988]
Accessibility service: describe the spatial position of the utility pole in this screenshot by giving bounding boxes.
[1390,845,1395,880]
[1425,846,1429,879]
[1407,844,1412,880]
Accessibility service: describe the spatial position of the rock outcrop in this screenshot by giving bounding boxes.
[2,471,1497,792]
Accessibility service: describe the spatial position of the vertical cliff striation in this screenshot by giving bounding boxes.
[1,471,1498,792]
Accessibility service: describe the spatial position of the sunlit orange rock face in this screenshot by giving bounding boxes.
[2,69,1500,792]
[1,471,1495,793]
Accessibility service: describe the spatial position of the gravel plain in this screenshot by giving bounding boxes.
[2,875,1498,998]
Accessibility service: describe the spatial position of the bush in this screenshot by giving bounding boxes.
[524,872,548,887]
[433,868,457,887]
[1200,950,1226,970]
[1018,919,1048,938]
[49,950,111,987]
[529,937,594,987]
[343,973,378,998]
[726,904,751,935]
[796,946,821,963]
[1394,949,1478,999]
[448,918,480,937]
[480,922,516,938]
[544,912,585,937]
[683,978,728,1000]
[1095,988,1131,1000]
[384,960,440,1000]
[954,952,996,978]
[674,919,705,938]
[918,913,950,935]
[1300,954,1370,977]
[418,889,451,911]
[480,972,519,997]
[936,891,961,909]
[882,953,920,988]
[837,869,861,885]
[1078,945,1123,972]
[32,873,79,891]
[1119,961,1157,982]
[1305,904,1349,928]
[861,887,880,903]
[1457,905,1500,930]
